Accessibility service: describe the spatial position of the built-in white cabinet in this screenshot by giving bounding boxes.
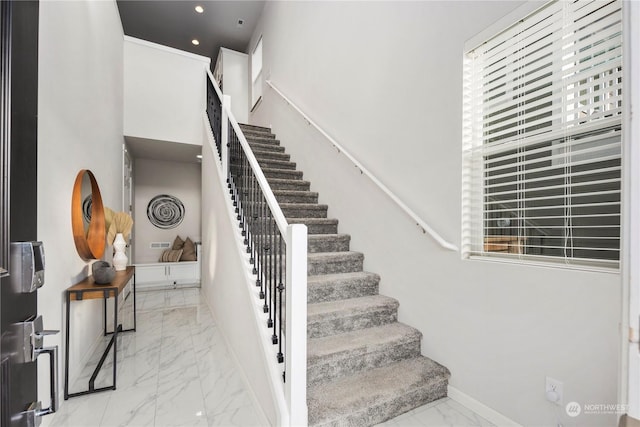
[213,47,249,123]
[135,262,200,289]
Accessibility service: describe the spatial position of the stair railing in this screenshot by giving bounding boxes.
[206,71,308,426]
[265,80,458,252]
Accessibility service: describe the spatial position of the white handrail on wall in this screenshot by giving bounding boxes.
[265,80,458,252]
[205,71,308,426]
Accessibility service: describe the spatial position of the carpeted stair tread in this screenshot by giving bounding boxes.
[307,295,398,338]
[307,356,450,427]
[257,158,297,170]
[307,323,423,386]
[308,234,351,253]
[263,168,304,180]
[268,178,311,191]
[308,251,364,275]
[243,128,276,137]
[281,203,328,219]
[308,322,421,360]
[239,123,271,132]
[308,271,379,302]
[249,141,285,152]
[308,295,397,319]
[245,136,280,145]
[288,218,338,234]
[252,149,291,162]
[274,190,319,204]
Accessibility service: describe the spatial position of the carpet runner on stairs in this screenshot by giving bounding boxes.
[239,123,451,427]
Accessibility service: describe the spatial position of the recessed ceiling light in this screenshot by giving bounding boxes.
[192,39,200,46]
[237,19,244,28]
[196,154,203,159]
[195,5,204,13]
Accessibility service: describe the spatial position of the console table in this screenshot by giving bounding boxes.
[64,266,136,399]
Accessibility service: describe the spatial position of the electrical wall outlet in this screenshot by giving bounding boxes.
[545,377,563,405]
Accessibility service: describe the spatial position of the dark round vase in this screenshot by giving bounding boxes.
[92,261,115,284]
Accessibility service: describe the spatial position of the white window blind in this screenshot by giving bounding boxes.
[462,0,623,269]
[251,37,263,109]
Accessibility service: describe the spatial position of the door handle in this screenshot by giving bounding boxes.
[34,346,58,416]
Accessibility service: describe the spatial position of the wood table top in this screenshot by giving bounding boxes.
[67,266,134,301]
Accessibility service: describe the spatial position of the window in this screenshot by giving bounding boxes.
[462,0,623,269]
[251,37,263,110]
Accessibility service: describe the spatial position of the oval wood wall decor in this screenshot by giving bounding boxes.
[71,169,106,260]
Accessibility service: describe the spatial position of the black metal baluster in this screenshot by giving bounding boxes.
[264,207,272,316]
[271,224,279,346]
[256,192,264,299]
[246,168,254,253]
[206,78,222,158]
[268,215,275,335]
[250,175,257,268]
[241,156,249,242]
[277,232,284,363]
[237,145,244,222]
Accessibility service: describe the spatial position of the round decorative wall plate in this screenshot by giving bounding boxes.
[147,194,185,229]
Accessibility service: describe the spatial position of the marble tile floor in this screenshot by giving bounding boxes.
[51,288,261,427]
[51,288,494,427]
[376,398,495,427]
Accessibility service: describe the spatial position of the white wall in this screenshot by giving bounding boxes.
[124,37,209,146]
[201,122,276,425]
[249,2,621,426]
[37,0,123,418]
[133,158,201,263]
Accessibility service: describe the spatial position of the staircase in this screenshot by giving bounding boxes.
[239,123,451,426]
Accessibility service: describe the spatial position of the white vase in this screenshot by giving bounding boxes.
[112,233,128,271]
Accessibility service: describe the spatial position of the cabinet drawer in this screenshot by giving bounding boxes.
[135,265,167,284]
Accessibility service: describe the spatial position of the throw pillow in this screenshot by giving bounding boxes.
[172,235,184,250]
[181,237,197,261]
[159,249,183,262]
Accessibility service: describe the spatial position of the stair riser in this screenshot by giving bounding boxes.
[308,235,350,253]
[249,142,284,152]
[249,220,338,234]
[239,124,271,133]
[246,136,280,145]
[268,180,311,191]
[308,339,422,387]
[308,277,379,303]
[253,151,290,161]
[275,193,319,204]
[282,206,328,219]
[310,379,448,427]
[308,257,362,275]
[264,170,303,180]
[305,223,339,234]
[242,129,276,138]
[258,159,297,170]
[308,306,398,338]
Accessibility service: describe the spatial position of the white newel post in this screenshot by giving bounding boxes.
[285,224,308,426]
[221,94,231,177]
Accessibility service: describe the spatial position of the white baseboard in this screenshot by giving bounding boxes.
[448,386,522,427]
